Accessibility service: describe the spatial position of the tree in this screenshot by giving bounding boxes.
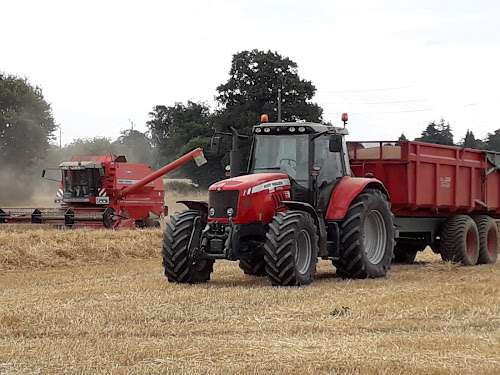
[113,129,155,165]
[216,49,323,135]
[147,101,221,188]
[459,130,485,149]
[484,129,500,152]
[0,73,57,169]
[398,133,408,141]
[415,118,454,145]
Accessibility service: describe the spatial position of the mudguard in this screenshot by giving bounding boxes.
[325,176,389,220]
[178,200,208,215]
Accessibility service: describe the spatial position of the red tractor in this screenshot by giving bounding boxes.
[162,115,395,286]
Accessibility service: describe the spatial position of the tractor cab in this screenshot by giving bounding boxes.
[59,161,104,200]
[249,119,350,210]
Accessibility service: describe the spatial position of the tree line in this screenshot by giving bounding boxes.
[3,50,500,191]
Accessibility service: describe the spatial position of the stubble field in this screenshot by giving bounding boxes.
[0,193,499,374]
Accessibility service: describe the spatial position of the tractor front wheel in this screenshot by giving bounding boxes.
[264,211,319,286]
[162,210,214,283]
[333,189,394,278]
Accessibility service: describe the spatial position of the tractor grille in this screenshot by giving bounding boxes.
[209,190,239,218]
[272,191,289,208]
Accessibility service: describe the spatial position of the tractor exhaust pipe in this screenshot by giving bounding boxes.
[229,126,240,178]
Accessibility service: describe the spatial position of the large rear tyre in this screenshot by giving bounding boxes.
[239,257,267,277]
[475,215,499,264]
[162,210,214,283]
[440,215,479,266]
[264,211,319,286]
[333,189,394,278]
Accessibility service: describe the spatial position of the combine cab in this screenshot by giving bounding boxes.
[0,148,206,229]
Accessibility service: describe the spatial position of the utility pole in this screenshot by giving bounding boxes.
[277,88,282,122]
[59,126,62,148]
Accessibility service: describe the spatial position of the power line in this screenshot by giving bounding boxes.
[318,85,413,94]
[320,99,431,105]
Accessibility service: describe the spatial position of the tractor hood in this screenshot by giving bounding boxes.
[209,173,291,194]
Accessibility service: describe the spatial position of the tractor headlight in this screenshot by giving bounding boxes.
[209,207,215,217]
[226,207,234,217]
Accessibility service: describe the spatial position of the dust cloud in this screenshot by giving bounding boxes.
[0,165,59,207]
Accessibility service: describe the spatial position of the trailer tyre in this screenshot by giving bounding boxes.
[334,189,394,279]
[440,215,479,266]
[239,258,267,277]
[162,210,214,283]
[475,215,499,264]
[264,211,319,286]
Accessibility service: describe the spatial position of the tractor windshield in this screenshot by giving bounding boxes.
[250,134,309,187]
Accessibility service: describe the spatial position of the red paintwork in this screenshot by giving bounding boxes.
[325,176,386,219]
[348,141,500,218]
[208,173,291,225]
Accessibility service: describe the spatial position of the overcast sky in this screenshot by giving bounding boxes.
[2,0,499,145]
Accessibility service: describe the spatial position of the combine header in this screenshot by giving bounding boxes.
[0,148,206,229]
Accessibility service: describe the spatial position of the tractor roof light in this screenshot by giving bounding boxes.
[255,127,262,133]
[288,127,296,133]
[261,114,269,123]
[263,127,271,133]
[298,126,306,133]
[341,113,348,127]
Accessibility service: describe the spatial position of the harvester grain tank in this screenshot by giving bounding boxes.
[0,148,206,228]
[161,114,500,287]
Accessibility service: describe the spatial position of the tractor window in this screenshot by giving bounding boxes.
[250,134,309,187]
[62,169,101,197]
[314,135,344,185]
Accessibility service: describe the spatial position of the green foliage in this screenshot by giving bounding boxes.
[0,73,56,169]
[398,133,408,141]
[216,49,323,134]
[113,129,155,165]
[415,118,454,146]
[484,130,500,152]
[460,130,486,150]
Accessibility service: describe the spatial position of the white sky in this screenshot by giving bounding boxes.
[2,0,500,145]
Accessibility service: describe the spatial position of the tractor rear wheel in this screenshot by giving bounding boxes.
[239,257,267,277]
[333,189,394,278]
[475,215,499,264]
[440,215,479,265]
[162,210,214,283]
[264,211,319,286]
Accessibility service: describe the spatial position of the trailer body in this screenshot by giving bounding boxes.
[348,141,500,217]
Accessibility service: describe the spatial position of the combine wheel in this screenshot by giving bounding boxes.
[440,215,479,266]
[162,210,214,283]
[264,211,319,286]
[239,257,267,277]
[474,215,499,264]
[333,189,394,278]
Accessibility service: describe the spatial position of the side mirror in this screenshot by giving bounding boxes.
[210,136,221,155]
[329,134,343,152]
[41,169,46,178]
[99,168,105,177]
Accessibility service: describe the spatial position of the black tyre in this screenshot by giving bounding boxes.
[475,215,499,264]
[264,210,319,286]
[239,257,267,277]
[162,210,214,283]
[333,189,394,278]
[440,215,479,266]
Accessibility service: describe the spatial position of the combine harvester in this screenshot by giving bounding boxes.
[0,148,206,229]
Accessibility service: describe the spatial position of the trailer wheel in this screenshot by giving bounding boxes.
[440,215,479,266]
[475,215,499,264]
[162,210,214,283]
[239,258,267,277]
[264,211,319,286]
[334,189,394,278]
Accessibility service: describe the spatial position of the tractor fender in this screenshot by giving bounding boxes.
[177,200,208,215]
[281,200,328,257]
[325,176,389,220]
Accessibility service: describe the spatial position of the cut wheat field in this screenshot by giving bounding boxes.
[1,199,499,374]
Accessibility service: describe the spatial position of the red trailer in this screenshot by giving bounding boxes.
[348,140,500,264]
